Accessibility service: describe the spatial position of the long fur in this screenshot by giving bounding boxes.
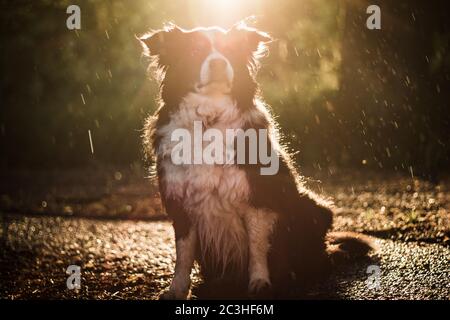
[140,23,373,298]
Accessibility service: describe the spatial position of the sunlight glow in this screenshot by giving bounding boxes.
[192,0,257,28]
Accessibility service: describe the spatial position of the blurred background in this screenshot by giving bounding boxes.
[1,0,449,175]
[0,0,449,219]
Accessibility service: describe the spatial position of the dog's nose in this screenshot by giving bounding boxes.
[209,58,227,72]
[199,54,233,87]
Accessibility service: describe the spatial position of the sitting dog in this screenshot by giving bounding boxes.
[139,23,371,299]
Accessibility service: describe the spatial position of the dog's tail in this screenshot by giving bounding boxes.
[326,231,377,266]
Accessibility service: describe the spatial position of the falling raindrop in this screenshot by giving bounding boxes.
[114,171,123,181]
[88,129,94,154]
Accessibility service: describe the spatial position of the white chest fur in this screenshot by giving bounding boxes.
[157,92,252,270]
[157,92,251,205]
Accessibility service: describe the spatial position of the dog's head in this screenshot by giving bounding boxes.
[139,23,271,103]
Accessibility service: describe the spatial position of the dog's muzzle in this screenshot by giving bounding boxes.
[199,52,234,89]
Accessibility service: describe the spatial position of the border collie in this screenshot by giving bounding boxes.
[139,23,372,299]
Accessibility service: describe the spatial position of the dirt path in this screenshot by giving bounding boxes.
[1,169,449,299]
[1,214,449,299]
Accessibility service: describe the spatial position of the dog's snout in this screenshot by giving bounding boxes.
[199,53,234,87]
[208,58,229,83]
[209,58,227,72]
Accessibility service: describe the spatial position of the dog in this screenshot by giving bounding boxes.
[139,23,372,299]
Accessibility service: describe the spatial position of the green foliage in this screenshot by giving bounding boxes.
[1,0,449,176]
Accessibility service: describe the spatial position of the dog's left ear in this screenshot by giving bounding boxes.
[229,24,272,56]
[245,29,272,54]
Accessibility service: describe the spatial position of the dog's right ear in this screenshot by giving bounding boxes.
[138,26,181,65]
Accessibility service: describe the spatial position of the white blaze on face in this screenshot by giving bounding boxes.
[199,31,234,88]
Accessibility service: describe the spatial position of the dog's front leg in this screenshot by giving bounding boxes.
[245,209,277,297]
[160,227,197,300]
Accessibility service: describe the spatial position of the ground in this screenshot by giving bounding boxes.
[0,167,449,299]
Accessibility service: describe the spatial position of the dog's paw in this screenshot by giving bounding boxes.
[159,290,176,300]
[248,278,273,299]
[158,289,188,300]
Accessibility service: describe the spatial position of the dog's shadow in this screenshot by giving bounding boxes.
[191,254,380,300]
[303,254,381,300]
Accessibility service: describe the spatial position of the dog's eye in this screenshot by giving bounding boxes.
[191,39,210,56]
[191,46,202,56]
[216,39,235,55]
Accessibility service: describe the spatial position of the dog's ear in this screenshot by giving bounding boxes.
[139,26,181,65]
[229,23,272,57]
[245,29,272,54]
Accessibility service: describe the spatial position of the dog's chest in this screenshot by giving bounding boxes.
[157,93,251,215]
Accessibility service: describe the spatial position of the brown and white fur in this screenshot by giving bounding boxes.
[139,23,372,299]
